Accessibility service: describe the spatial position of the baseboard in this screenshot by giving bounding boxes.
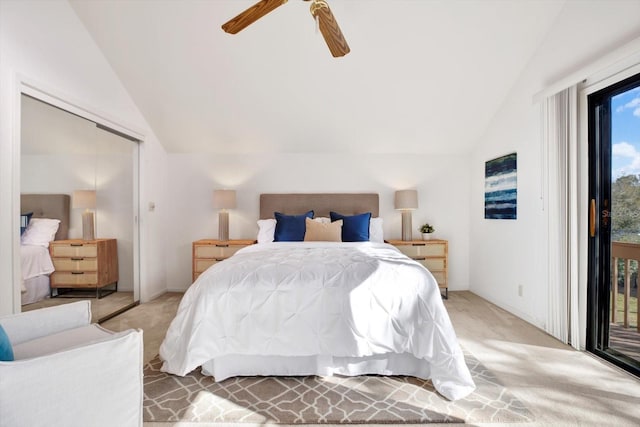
[470,287,546,331]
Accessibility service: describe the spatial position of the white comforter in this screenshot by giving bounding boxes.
[20,244,55,292]
[160,242,475,400]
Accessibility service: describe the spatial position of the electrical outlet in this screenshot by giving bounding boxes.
[518,284,523,297]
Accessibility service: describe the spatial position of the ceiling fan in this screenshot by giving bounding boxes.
[221,0,350,58]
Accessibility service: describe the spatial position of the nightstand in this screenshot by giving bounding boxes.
[386,239,449,298]
[192,239,256,282]
[49,238,119,298]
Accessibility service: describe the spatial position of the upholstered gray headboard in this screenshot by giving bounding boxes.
[260,193,379,219]
[21,194,70,240]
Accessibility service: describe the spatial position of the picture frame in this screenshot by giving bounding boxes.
[485,152,517,220]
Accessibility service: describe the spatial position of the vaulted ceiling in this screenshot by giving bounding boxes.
[69,0,565,155]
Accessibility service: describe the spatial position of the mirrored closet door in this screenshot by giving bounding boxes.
[20,94,140,322]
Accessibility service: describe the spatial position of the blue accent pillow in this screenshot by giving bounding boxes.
[20,212,33,235]
[274,211,314,242]
[0,324,14,362]
[330,211,372,242]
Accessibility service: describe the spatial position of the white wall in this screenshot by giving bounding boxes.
[470,1,640,329]
[0,0,168,314]
[165,152,471,292]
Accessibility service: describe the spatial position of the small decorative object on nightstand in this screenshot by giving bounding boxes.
[386,239,448,298]
[419,223,435,240]
[49,238,118,298]
[192,239,255,282]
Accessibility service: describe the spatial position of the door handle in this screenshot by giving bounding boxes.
[590,199,596,237]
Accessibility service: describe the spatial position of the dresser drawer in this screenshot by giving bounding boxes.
[52,258,98,272]
[50,244,97,258]
[194,245,242,259]
[51,272,98,286]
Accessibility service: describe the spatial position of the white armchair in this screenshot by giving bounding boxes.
[0,301,143,427]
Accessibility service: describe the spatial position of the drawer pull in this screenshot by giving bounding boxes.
[215,244,230,248]
[414,257,426,261]
[215,258,225,262]
[70,243,84,247]
[71,272,85,275]
[411,243,426,247]
[71,257,84,261]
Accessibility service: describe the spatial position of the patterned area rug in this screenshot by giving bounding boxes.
[144,352,533,424]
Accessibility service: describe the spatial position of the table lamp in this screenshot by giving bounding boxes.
[213,189,237,241]
[394,189,418,241]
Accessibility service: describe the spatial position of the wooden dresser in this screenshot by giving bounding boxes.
[49,238,119,298]
[386,239,449,298]
[192,239,256,282]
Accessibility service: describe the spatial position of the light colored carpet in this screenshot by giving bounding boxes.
[143,350,532,424]
[103,291,640,426]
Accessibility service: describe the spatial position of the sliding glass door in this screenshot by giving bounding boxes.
[587,72,640,376]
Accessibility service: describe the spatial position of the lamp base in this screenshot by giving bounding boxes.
[218,211,229,241]
[401,211,412,241]
[82,210,95,241]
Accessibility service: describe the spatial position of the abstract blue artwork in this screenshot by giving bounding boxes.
[485,152,517,220]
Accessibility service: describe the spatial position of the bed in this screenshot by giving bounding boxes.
[159,193,475,401]
[20,194,69,305]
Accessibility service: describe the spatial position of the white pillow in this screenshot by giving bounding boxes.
[369,217,384,243]
[21,218,61,247]
[256,219,276,243]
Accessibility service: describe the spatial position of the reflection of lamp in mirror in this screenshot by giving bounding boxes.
[213,189,236,241]
[73,190,96,241]
[394,189,418,241]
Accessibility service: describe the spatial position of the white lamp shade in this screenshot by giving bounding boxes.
[213,189,236,210]
[394,189,418,210]
[72,190,96,209]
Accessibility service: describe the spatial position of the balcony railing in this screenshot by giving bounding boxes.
[611,241,640,332]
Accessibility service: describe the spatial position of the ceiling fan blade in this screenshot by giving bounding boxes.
[310,0,350,57]
[222,0,288,34]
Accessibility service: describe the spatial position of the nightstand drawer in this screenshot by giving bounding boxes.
[423,258,446,271]
[431,271,446,286]
[48,239,119,296]
[398,243,445,258]
[52,258,98,272]
[386,239,448,298]
[194,245,242,259]
[192,239,256,282]
[51,272,98,286]
[194,258,221,273]
[50,244,97,258]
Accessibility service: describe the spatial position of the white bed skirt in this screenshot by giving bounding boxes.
[21,275,50,305]
[202,352,432,381]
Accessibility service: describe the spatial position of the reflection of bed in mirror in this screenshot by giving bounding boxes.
[20,194,70,305]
